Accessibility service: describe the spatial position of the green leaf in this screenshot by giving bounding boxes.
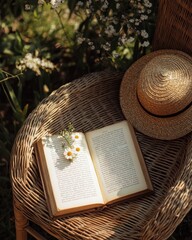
[3,48,14,56]
[22,104,29,119]
[13,31,23,53]
[2,81,22,114]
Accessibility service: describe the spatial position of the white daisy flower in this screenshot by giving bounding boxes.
[74,145,81,153]
[64,147,74,160]
[71,133,81,140]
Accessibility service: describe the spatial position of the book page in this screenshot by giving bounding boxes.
[85,121,150,203]
[41,133,104,215]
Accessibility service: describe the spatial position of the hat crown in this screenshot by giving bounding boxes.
[137,54,192,116]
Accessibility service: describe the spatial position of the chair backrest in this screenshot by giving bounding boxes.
[152,0,192,55]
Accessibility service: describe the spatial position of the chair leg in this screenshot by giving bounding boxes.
[14,201,28,240]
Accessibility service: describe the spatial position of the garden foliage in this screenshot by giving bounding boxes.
[2,1,191,239]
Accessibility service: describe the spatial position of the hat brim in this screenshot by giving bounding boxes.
[120,49,192,140]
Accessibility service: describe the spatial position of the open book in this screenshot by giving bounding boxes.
[35,120,153,218]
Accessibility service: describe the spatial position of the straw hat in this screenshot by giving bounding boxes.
[120,49,192,140]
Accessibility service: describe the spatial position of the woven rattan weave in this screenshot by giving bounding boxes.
[153,0,192,55]
[11,71,192,240]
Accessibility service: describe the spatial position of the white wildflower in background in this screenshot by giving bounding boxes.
[144,0,152,8]
[105,25,117,37]
[141,30,149,38]
[102,42,111,51]
[77,36,85,44]
[38,0,44,5]
[50,0,64,9]
[141,41,150,47]
[116,3,120,9]
[16,53,57,75]
[72,0,153,53]
[120,34,128,45]
[101,0,109,11]
[140,14,148,21]
[37,0,155,67]
[127,36,135,43]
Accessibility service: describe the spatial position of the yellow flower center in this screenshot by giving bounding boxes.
[67,151,73,156]
[75,135,79,139]
[76,147,80,152]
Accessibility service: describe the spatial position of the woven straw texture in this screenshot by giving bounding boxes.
[153,0,192,55]
[137,54,191,116]
[10,71,192,240]
[120,49,192,140]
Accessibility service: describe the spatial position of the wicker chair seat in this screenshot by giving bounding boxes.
[11,71,192,240]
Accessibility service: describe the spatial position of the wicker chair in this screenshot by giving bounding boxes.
[11,70,192,240]
[152,0,192,55]
[11,0,192,239]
